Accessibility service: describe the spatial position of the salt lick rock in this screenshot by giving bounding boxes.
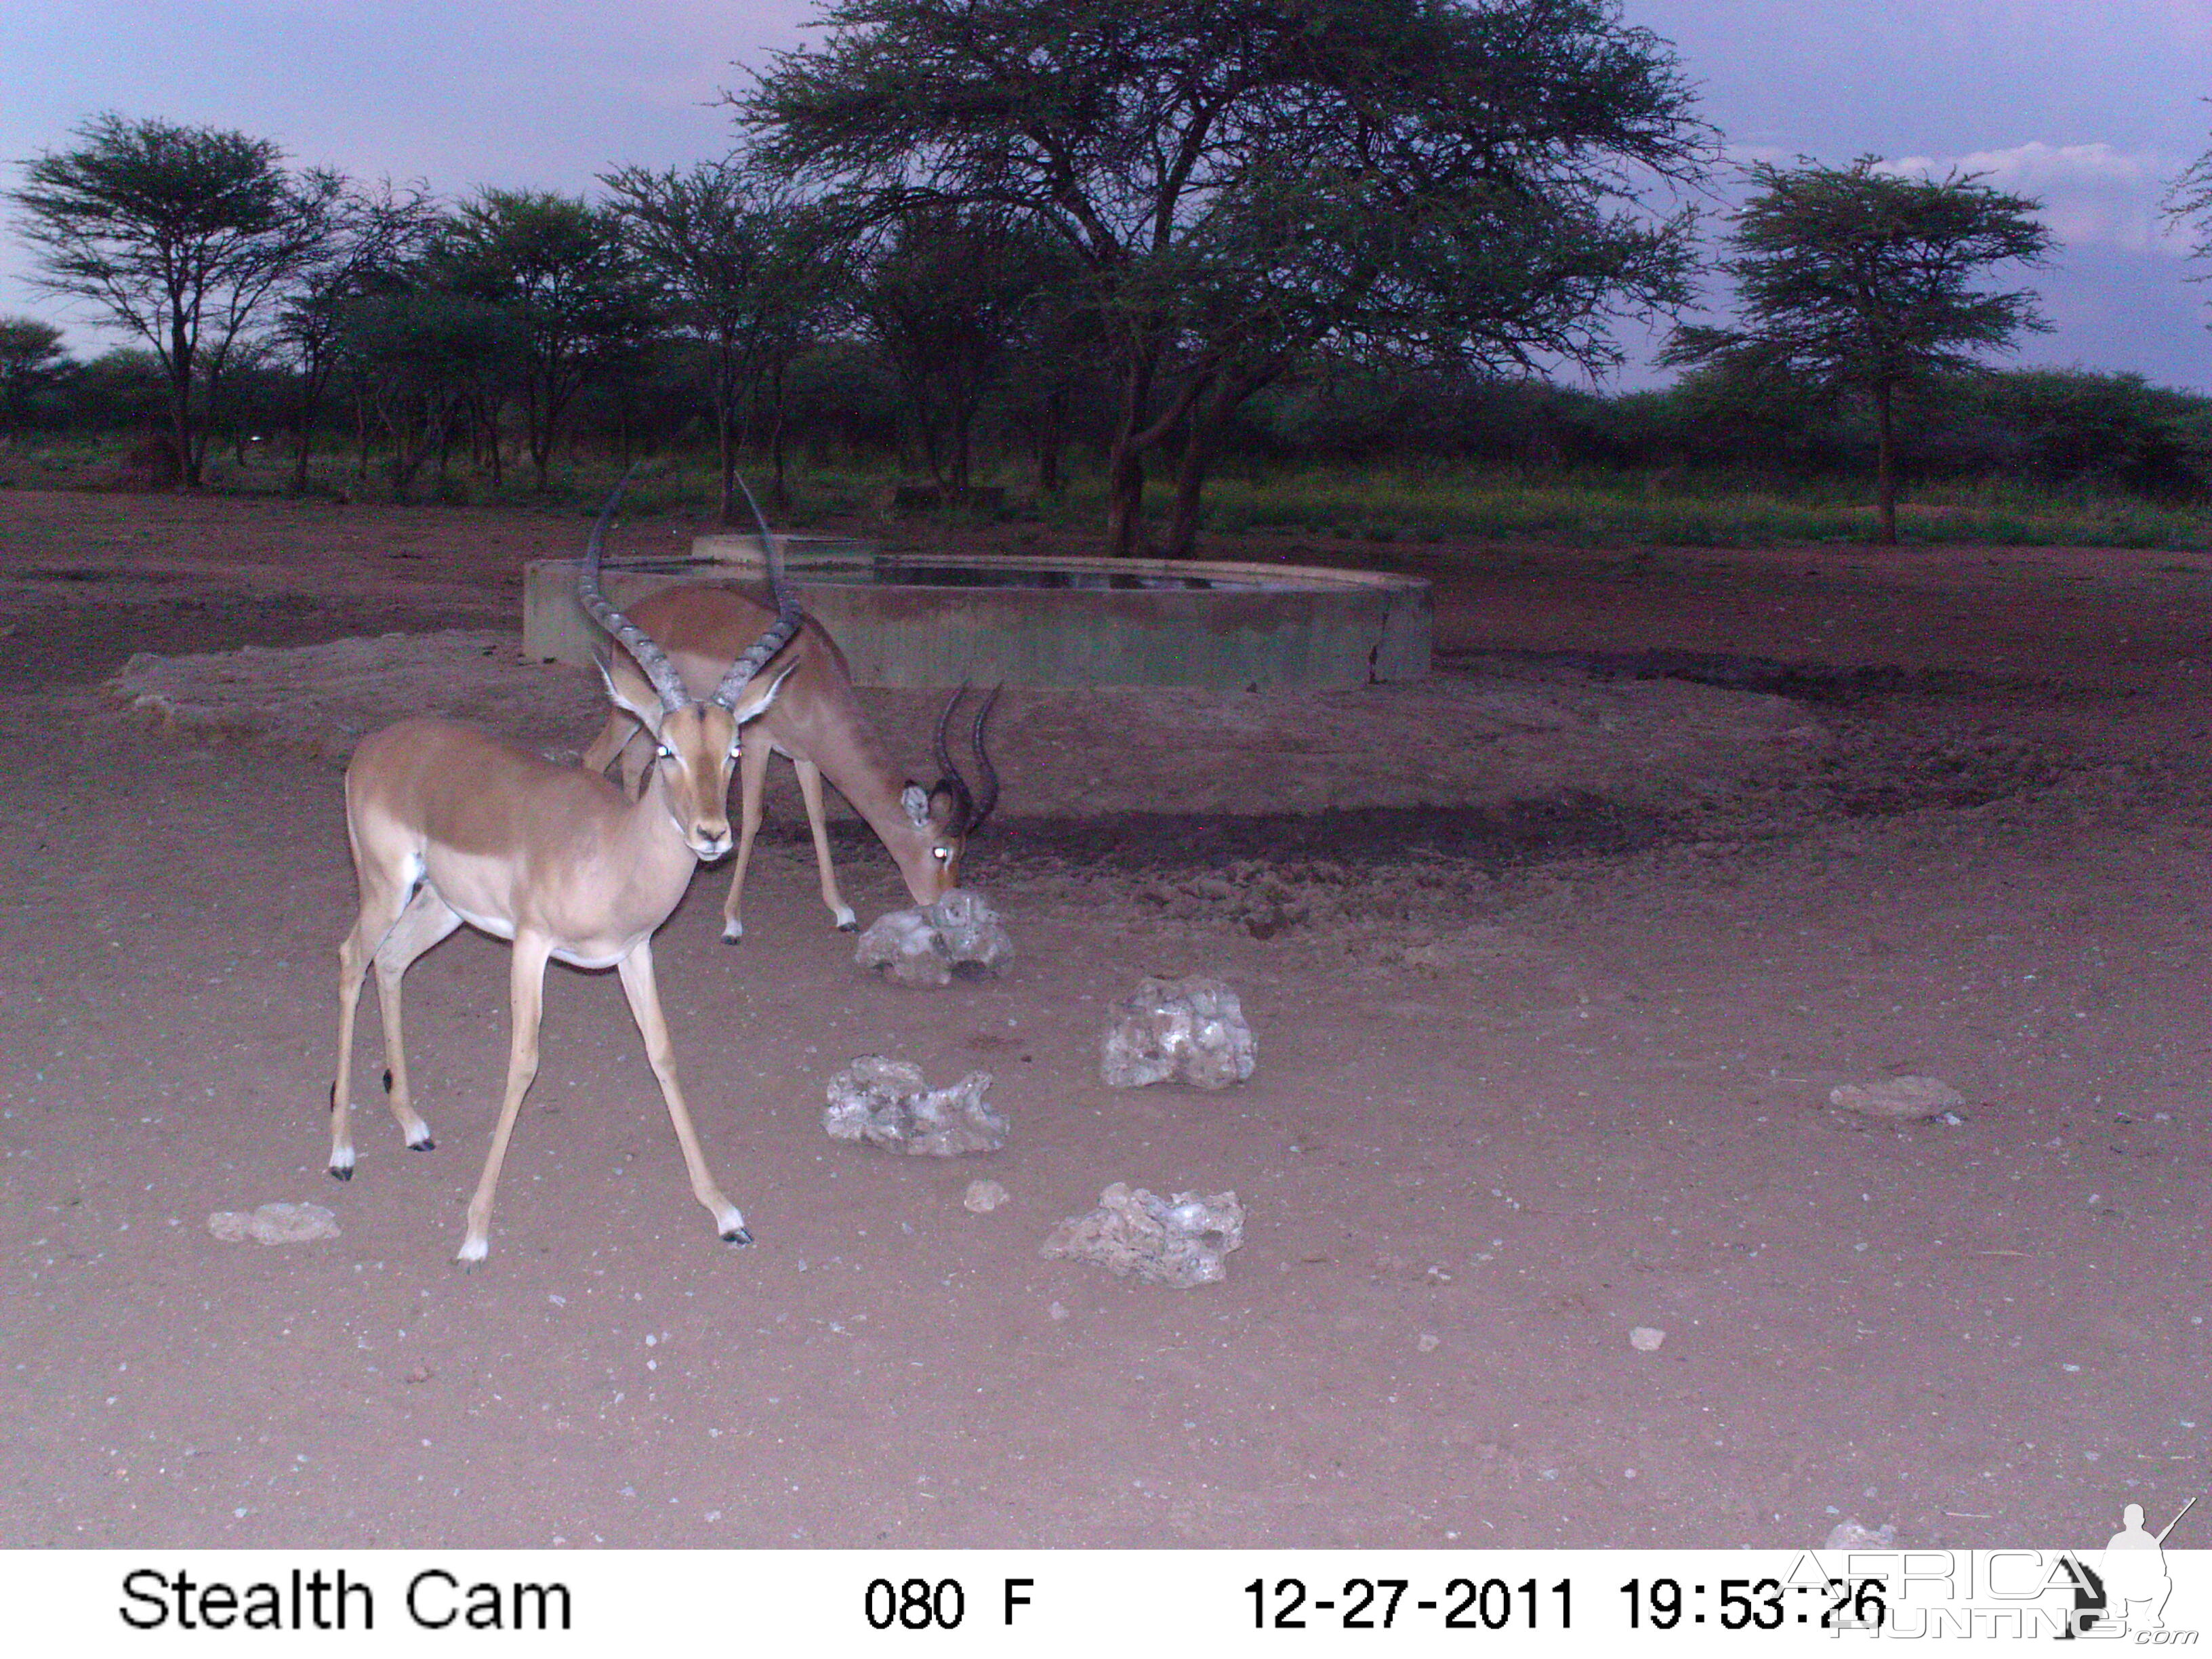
[1040,1183,1246,1288]
[1100,975,1256,1089]
[207,1202,342,1245]
[854,888,1014,987]
[823,1057,1008,1155]
[1829,1075,1965,1122]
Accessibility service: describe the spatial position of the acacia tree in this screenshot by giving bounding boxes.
[1664,157,2054,544]
[601,163,839,518]
[436,188,657,489]
[9,112,341,485]
[739,0,1706,556]
[273,178,441,490]
[340,288,523,499]
[854,205,1060,494]
[0,317,71,435]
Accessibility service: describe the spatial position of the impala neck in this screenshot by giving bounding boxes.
[622,754,718,887]
[808,714,921,848]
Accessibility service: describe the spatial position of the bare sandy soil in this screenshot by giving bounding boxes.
[1,486,2206,1551]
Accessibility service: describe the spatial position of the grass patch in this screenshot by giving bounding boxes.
[6,440,2209,550]
[1181,468,2212,550]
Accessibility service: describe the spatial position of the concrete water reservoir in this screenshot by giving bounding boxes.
[523,535,1431,689]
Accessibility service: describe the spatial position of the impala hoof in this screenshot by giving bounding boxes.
[327,1164,353,1183]
[721,1225,754,1247]
[409,1136,436,1152]
[836,920,859,934]
[721,922,744,945]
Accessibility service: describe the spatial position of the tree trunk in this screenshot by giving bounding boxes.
[166,314,199,489]
[1161,371,1264,560]
[716,399,738,527]
[768,363,790,511]
[1873,382,1898,546]
[948,389,972,496]
[1035,388,1065,496]
[1103,436,1147,556]
[481,396,506,487]
[291,359,324,493]
[1162,416,1221,560]
[1101,347,1159,556]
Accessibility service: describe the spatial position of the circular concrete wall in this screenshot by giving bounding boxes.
[523,539,1430,690]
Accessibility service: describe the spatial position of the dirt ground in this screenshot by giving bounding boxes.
[1,485,2206,1551]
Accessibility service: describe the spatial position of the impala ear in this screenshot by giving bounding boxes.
[901,782,930,830]
[726,661,797,725]
[597,653,663,735]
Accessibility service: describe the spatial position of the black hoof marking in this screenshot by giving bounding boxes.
[722,1226,754,1246]
[382,1069,393,1092]
[410,1137,436,1153]
[328,1165,353,1183]
[837,922,859,933]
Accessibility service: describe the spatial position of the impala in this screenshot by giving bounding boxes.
[328,475,797,1262]
[580,583,1000,942]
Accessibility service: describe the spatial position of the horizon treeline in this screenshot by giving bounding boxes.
[8,0,2212,537]
[10,329,2210,506]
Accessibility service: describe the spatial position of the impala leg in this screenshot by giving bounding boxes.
[579,709,638,782]
[371,886,462,1153]
[331,870,416,1181]
[615,726,653,800]
[456,932,553,1265]
[795,758,857,931]
[721,735,773,943]
[615,941,750,1244]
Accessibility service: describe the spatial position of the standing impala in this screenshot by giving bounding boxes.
[329,476,796,1262]
[580,583,999,942]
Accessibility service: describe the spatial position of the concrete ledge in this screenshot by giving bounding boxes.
[523,545,1431,690]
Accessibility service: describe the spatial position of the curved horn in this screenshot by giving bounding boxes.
[966,684,1001,832]
[931,682,1002,835]
[576,465,690,712]
[710,472,804,710]
[933,684,977,832]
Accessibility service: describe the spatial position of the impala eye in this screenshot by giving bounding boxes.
[933,846,950,861]
[656,744,674,761]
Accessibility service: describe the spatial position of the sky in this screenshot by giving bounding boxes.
[4,0,2211,390]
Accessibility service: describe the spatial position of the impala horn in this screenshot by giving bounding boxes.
[710,472,804,709]
[576,465,691,712]
[933,682,1002,836]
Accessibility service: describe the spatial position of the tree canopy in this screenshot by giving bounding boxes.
[738,0,1710,555]
[0,316,70,434]
[1664,156,2054,543]
[436,188,658,489]
[602,163,841,516]
[9,112,340,484]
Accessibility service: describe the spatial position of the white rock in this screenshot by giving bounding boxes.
[1041,1182,1244,1287]
[207,1202,341,1245]
[1100,975,1256,1090]
[1830,1076,1966,1121]
[1629,1326,1666,1352]
[823,1057,1008,1155]
[927,888,1014,972]
[854,888,1012,987]
[853,910,953,987]
[963,1179,1010,1213]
